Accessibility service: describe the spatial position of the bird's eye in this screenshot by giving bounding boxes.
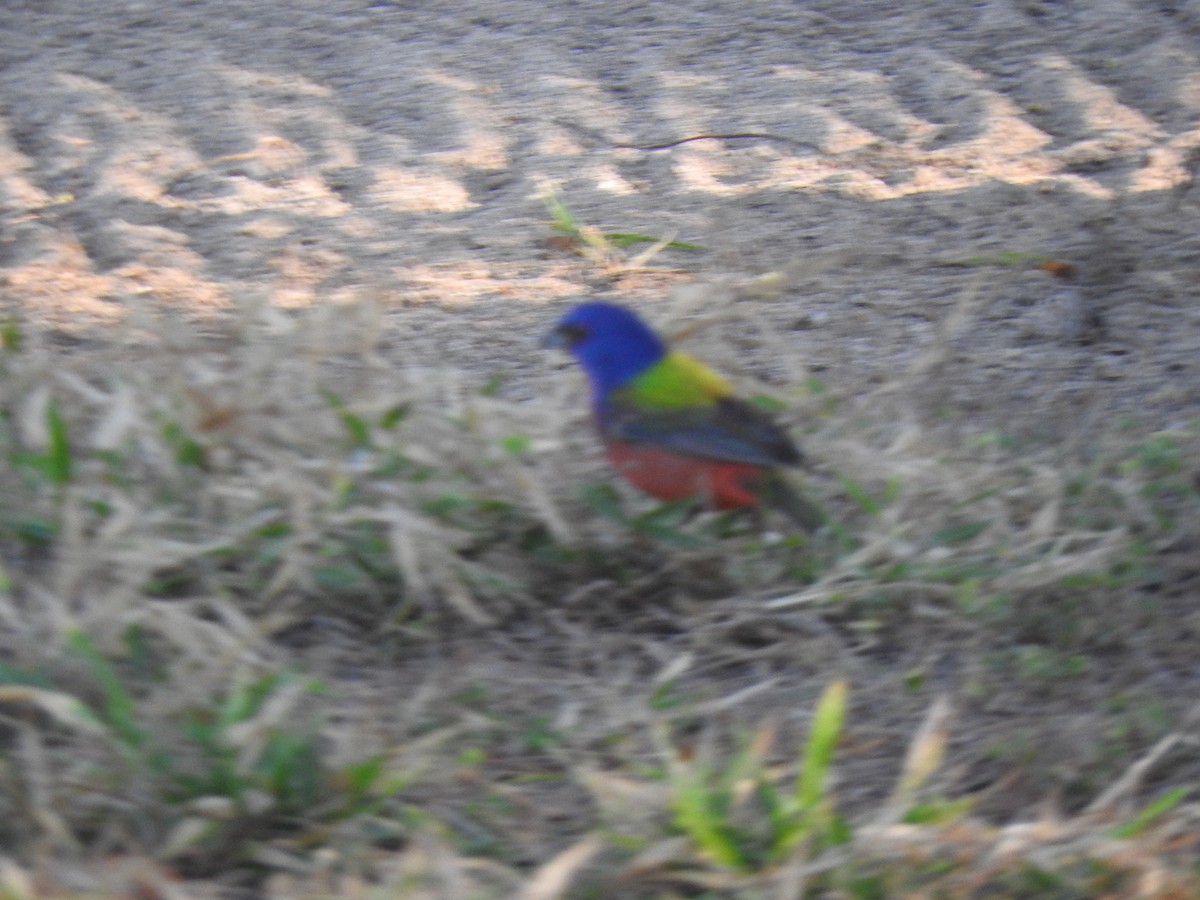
[557,324,588,346]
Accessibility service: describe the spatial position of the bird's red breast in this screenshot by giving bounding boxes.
[604,439,766,510]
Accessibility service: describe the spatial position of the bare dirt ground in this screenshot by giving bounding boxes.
[3,0,1200,895]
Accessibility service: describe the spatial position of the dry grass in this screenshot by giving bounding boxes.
[1,286,1198,899]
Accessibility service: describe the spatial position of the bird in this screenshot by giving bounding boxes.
[543,301,824,530]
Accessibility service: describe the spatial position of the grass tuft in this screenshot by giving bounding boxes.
[0,291,1196,896]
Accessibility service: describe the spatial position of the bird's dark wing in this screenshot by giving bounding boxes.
[600,393,804,467]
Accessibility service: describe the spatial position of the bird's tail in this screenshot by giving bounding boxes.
[757,472,827,532]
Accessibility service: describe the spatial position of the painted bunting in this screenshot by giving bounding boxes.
[543,301,824,530]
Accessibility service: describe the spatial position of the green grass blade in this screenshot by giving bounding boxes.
[44,400,73,485]
[796,679,848,812]
[66,630,146,751]
[605,232,701,251]
[1110,786,1190,838]
[671,769,747,870]
[320,388,373,449]
[542,193,580,237]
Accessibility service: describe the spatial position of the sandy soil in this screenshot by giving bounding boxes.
[3,0,1199,436]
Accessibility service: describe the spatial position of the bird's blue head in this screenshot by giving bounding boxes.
[543,302,667,396]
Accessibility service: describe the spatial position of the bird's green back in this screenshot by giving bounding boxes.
[619,351,733,408]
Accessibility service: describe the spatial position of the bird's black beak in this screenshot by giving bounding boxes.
[540,323,585,351]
